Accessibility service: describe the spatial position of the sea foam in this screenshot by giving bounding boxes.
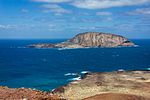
[68,77,81,81]
[80,71,90,74]
[147,68,150,70]
[64,73,78,76]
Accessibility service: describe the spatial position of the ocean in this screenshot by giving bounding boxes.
[0,39,150,91]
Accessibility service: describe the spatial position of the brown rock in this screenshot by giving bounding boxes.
[0,86,62,100]
[83,93,150,100]
[67,32,134,47]
[54,71,150,100]
[28,32,135,48]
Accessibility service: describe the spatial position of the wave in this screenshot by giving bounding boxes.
[57,47,91,51]
[68,77,81,81]
[57,48,68,50]
[65,71,91,76]
[57,47,78,50]
[64,73,78,76]
[147,68,150,70]
[80,71,91,74]
[66,71,91,81]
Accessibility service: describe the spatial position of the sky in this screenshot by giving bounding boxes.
[0,0,150,39]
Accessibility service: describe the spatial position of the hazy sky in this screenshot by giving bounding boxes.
[0,0,150,39]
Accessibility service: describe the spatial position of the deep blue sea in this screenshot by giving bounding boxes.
[0,39,150,91]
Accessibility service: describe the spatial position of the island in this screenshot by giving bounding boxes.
[0,70,150,100]
[27,32,135,48]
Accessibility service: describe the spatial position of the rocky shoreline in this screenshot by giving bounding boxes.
[0,86,62,100]
[0,70,150,100]
[27,32,135,49]
[53,70,150,100]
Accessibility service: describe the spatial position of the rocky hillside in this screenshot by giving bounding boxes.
[28,32,135,48]
[57,32,134,48]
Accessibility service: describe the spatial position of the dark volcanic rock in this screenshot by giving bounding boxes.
[28,32,135,48]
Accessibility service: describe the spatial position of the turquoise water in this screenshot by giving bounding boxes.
[0,39,150,91]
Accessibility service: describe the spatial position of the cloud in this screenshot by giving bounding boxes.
[0,24,37,30]
[32,0,71,3]
[127,7,150,15]
[72,0,150,9]
[78,26,107,30]
[96,12,112,16]
[21,9,29,13]
[32,0,150,10]
[0,25,18,30]
[42,4,71,14]
[114,24,135,31]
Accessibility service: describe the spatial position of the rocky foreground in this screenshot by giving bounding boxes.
[0,86,62,100]
[1,70,150,100]
[84,93,149,100]
[28,32,135,48]
[53,70,150,100]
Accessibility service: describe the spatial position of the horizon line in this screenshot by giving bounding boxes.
[0,38,150,40]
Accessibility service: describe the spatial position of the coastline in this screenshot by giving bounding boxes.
[1,70,150,100]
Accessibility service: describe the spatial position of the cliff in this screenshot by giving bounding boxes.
[28,32,135,48]
[57,32,135,48]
